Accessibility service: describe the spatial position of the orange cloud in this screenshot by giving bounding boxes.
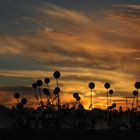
[0,3,139,109]
[39,4,91,24]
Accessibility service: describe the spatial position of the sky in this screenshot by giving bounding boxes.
[0,0,140,110]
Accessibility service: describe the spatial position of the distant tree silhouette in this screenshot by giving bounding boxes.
[7,73,140,133]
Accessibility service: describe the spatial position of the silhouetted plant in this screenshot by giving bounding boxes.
[104,82,110,89]
[53,71,61,110]
[9,72,140,132]
[53,87,61,110]
[14,92,20,103]
[76,96,81,102]
[134,81,140,110]
[133,90,138,96]
[43,88,51,107]
[73,92,81,109]
[53,71,61,87]
[53,87,61,95]
[107,101,116,111]
[135,81,140,89]
[43,78,51,107]
[44,77,50,84]
[112,103,116,108]
[88,82,95,110]
[32,82,38,89]
[36,79,43,87]
[43,88,50,96]
[109,89,113,105]
[21,98,27,105]
[132,90,138,110]
[119,106,123,112]
[73,92,79,99]
[44,77,50,89]
[16,103,23,110]
[88,82,95,89]
[36,80,43,103]
[32,82,40,106]
[104,82,111,108]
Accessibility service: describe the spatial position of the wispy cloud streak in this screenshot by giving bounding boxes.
[0,1,139,109]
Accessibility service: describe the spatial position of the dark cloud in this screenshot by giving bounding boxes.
[0,0,139,35]
[0,86,33,95]
[0,54,44,70]
[0,76,32,87]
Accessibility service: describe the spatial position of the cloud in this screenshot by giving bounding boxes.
[40,4,91,24]
[111,4,140,26]
[0,3,139,78]
[112,4,140,11]
[0,2,139,109]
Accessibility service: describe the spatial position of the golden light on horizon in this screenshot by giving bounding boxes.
[0,86,139,112]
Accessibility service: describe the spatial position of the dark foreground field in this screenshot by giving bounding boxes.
[0,129,140,140]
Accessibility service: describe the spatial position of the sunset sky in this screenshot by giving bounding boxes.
[0,0,140,110]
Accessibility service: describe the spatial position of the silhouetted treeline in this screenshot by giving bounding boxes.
[1,104,140,139]
[0,71,140,139]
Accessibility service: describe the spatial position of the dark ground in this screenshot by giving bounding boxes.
[0,129,140,140]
